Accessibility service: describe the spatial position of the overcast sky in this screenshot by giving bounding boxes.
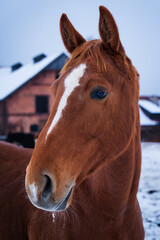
[0,0,160,96]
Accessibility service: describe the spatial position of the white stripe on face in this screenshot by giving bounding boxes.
[46,63,86,138]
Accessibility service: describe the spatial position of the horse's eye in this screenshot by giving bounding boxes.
[90,88,108,100]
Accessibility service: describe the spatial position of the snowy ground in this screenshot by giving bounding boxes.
[138,142,160,240]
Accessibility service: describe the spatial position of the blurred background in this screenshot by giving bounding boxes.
[0,0,160,238]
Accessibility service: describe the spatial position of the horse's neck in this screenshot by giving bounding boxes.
[78,123,141,219]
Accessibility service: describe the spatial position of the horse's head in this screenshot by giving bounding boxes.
[25,6,139,212]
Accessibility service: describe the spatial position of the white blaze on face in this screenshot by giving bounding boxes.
[29,182,38,202]
[46,63,86,138]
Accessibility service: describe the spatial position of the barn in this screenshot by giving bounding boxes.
[0,53,68,137]
[139,99,160,142]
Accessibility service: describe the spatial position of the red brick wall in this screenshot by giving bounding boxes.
[1,70,56,134]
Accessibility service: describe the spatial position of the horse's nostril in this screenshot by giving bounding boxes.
[42,175,52,199]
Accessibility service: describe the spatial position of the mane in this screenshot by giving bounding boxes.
[61,40,110,73]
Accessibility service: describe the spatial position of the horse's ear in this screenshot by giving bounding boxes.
[60,14,86,54]
[99,6,125,55]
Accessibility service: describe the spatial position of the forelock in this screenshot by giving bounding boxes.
[61,40,108,74]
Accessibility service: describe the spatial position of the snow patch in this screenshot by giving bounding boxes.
[139,108,157,126]
[138,142,160,239]
[0,53,61,101]
[139,100,160,114]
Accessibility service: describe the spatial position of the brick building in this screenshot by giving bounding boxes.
[0,53,67,136]
[139,99,160,142]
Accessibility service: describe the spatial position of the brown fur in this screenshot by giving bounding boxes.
[0,6,144,239]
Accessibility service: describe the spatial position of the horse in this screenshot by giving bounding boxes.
[0,6,144,239]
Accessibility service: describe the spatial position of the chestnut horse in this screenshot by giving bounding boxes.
[0,6,144,240]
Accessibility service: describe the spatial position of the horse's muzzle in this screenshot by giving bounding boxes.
[26,173,74,212]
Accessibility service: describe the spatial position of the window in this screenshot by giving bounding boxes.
[33,54,46,63]
[30,124,39,132]
[36,96,49,114]
[11,62,23,72]
[56,72,60,79]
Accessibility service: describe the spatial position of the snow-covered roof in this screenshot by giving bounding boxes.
[139,108,157,126]
[139,99,160,114]
[0,53,66,101]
